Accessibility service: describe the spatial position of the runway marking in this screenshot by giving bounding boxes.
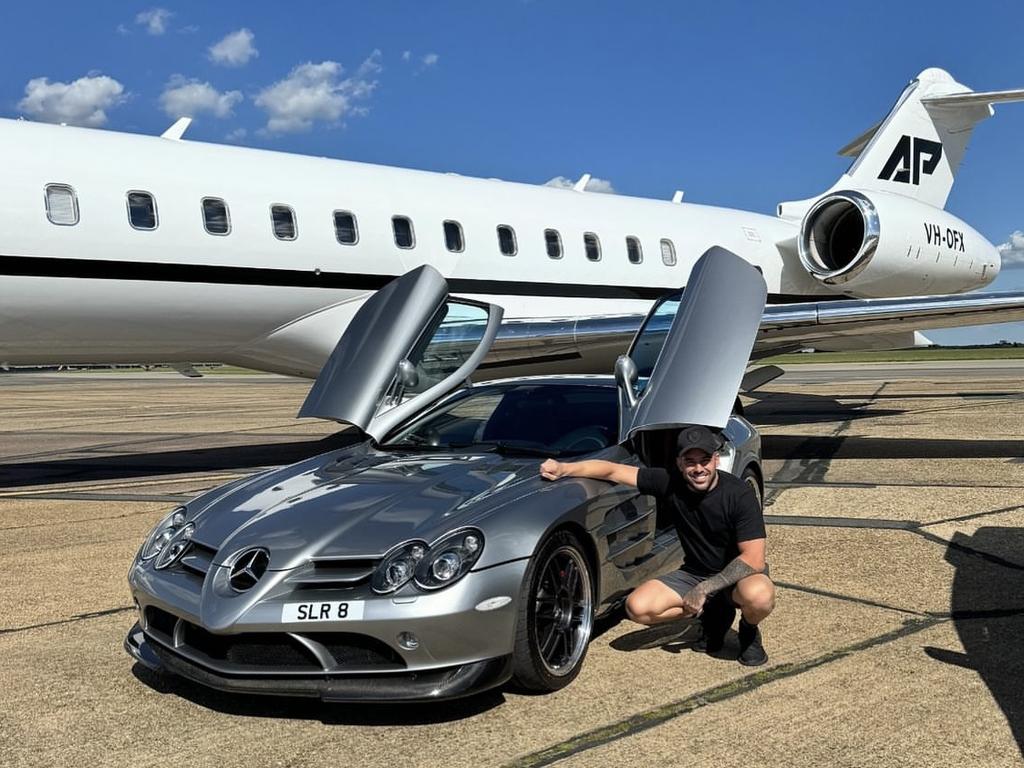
[763,382,888,507]
[0,505,179,531]
[765,507,1024,570]
[0,474,245,497]
[0,605,134,636]
[920,502,1024,528]
[766,480,1024,490]
[506,616,944,768]
[774,580,931,616]
[766,514,917,530]
[0,493,190,505]
[912,529,1024,571]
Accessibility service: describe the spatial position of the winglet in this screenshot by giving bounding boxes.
[161,117,192,141]
[573,173,591,192]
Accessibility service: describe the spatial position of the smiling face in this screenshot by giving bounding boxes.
[676,448,719,493]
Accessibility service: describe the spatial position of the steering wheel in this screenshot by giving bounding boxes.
[553,426,611,453]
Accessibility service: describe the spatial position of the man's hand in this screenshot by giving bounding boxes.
[680,587,707,617]
[540,459,567,481]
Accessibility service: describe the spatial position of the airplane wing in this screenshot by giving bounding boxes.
[482,291,1024,375]
[755,291,1024,356]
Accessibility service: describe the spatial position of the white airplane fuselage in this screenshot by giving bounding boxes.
[0,118,999,377]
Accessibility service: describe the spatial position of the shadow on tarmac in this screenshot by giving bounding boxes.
[744,391,902,426]
[0,431,360,488]
[130,663,506,723]
[924,527,1024,760]
[761,435,1024,461]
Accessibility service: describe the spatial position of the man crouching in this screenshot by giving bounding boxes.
[539,425,775,665]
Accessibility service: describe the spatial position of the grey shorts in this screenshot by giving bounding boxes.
[657,564,771,605]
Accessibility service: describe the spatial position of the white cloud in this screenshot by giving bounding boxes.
[209,28,258,67]
[402,50,412,62]
[422,52,439,67]
[18,75,125,127]
[136,8,173,35]
[225,127,248,142]
[159,76,242,119]
[998,231,1024,267]
[544,175,617,194]
[254,51,382,134]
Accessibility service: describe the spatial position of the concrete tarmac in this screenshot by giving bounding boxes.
[1,363,1022,768]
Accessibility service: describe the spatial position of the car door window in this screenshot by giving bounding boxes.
[299,265,503,441]
[627,292,681,397]
[377,300,491,411]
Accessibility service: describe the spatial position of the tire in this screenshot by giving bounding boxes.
[511,530,595,693]
[741,465,764,511]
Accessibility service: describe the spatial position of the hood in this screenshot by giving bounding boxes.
[191,448,541,570]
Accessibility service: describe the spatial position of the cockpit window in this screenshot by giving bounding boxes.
[384,383,618,456]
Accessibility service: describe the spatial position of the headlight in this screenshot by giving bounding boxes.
[415,529,484,590]
[140,507,187,561]
[372,540,428,594]
[154,523,195,570]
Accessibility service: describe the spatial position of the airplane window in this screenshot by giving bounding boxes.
[544,229,563,259]
[271,205,297,240]
[660,238,677,266]
[497,225,517,256]
[334,211,358,245]
[202,198,230,236]
[127,192,158,230]
[392,216,415,248]
[45,184,78,226]
[444,220,464,252]
[626,236,643,264]
[584,232,601,262]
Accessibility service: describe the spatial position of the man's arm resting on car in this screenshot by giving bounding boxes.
[681,538,767,614]
[539,459,639,487]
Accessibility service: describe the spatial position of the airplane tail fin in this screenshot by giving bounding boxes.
[828,68,1024,210]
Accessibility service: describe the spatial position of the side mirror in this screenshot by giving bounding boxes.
[396,359,419,389]
[614,355,639,408]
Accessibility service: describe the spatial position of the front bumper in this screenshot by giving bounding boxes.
[126,558,528,701]
[125,623,512,702]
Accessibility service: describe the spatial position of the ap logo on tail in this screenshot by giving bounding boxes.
[878,135,943,186]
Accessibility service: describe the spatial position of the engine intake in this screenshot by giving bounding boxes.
[798,191,880,285]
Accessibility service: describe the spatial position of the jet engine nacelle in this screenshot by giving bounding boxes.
[797,190,1000,297]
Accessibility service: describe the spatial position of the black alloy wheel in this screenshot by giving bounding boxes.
[511,530,594,692]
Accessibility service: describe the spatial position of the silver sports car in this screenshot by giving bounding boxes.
[125,249,768,702]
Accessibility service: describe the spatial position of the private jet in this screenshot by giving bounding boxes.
[1,67,1023,381]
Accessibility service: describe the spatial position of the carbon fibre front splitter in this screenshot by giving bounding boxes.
[125,622,513,702]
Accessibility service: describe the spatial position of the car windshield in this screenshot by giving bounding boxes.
[383,382,619,456]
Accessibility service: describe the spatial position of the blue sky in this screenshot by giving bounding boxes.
[2,2,1022,343]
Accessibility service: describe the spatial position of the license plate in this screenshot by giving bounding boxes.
[281,601,364,623]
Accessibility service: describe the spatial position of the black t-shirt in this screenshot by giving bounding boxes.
[637,467,766,576]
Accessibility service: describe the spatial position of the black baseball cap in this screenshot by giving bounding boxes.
[677,425,721,456]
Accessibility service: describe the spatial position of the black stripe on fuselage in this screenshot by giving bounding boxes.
[0,254,841,303]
